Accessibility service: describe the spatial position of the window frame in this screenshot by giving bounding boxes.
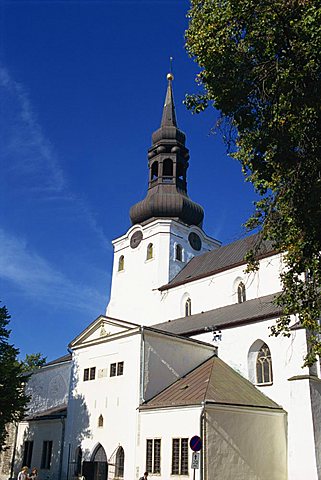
[256,343,273,385]
[41,440,53,470]
[146,438,161,475]
[185,298,191,317]
[171,438,189,476]
[22,440,33,468]
[118,255,125,272]
[146,243,153,260]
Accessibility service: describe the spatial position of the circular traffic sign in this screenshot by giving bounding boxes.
[190,435,202,452]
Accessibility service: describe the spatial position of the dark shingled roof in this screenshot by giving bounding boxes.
[45,353,72,367]
[160,234,275,291]
[25,405,67,421]
[153,293,281,336]
[141,356,281,410]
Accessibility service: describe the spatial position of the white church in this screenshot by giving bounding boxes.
[1,74,321,480]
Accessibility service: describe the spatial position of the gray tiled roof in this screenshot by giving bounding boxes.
[160,233,275,291]
[141,356,281,410]
[45,353,72,366]
[153,293,281,336]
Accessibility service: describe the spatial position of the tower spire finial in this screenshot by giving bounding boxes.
[162,59,176,127]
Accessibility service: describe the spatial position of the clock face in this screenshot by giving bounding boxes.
[130,230,143,249]
[188,232,202,251]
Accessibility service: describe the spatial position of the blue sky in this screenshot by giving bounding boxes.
[1,0,257,361]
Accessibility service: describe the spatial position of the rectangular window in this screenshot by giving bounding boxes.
[22,441,33,467]
[172,438,188,475]
[110,363,117,377]
[146,439,161,474]
[41,441,53,470]
[84,367,96,381]
[117,361,124,376]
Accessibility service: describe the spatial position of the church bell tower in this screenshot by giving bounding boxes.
[106,73,220,324]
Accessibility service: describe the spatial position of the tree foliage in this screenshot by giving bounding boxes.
[20,352,47,373]
[185,0,321,365]
[0,305,29,451]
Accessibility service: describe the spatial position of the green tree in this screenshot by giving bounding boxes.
[185,0,321,365]
[0,305,29,451]
[20,352,47,373]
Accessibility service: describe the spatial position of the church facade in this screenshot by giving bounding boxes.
[3,74,321,480]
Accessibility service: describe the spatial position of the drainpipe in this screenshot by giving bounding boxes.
[200,401,206,480]
[10,422,19,480]
[58,416,66,480]
[140,327,145,404]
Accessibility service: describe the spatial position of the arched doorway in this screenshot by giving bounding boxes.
[82,444,108,480]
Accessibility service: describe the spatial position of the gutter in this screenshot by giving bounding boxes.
[140,326,145,404]
[58,416,66,480]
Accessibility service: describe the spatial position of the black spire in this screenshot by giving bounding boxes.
[129,73,204,228]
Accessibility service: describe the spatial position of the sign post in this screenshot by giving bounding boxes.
[190,435,202,480]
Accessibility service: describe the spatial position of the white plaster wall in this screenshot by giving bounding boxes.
[138,407,201,480]
[26,361,71,415]
[63,334,142,480]
[194,321,318,480]
[106,220,219,325]
[142,330,215,401]
[205,405,287,480]
[158,253,283,321]
[14,419,64,480]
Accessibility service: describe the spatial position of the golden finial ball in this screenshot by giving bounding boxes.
[167,73,174,81]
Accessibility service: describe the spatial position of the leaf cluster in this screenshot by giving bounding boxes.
[186,0,321,365]
[0,305,29,451]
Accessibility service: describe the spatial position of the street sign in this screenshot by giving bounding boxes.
[190,435,202,452]
[191,452,200,469]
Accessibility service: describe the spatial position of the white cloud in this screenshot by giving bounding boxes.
[0,228,106,313]
[0,63,111,250]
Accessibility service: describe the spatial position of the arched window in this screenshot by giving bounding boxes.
[151,161,158,180]
[256,343,273,385]
[146,243,153,260]
[185,298,191,317]
[175,244,183,262]
[74,447,82,476]
[98,414,104,428]
[163,158,173,177]
[118,255,124,272]
[115,446,125,478]
[237,281,246,303]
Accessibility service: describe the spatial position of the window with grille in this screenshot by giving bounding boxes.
[185,298,191,317]
[256,343,273,385]
[22,441,33,467]
[171,438,189,475]
[110,362,124,377]
[41,441,53,470]
[146,439,161,474]
[237,282,246,303]
[117,361,124,376]
[115,446,125,478]
[84,367,96,381]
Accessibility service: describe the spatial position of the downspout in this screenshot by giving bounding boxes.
[58,416,66,480]
[140,327,145,404]
[200,401,206,480]
[10,422,19,480]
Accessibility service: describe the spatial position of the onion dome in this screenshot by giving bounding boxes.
[130,73,204,228]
